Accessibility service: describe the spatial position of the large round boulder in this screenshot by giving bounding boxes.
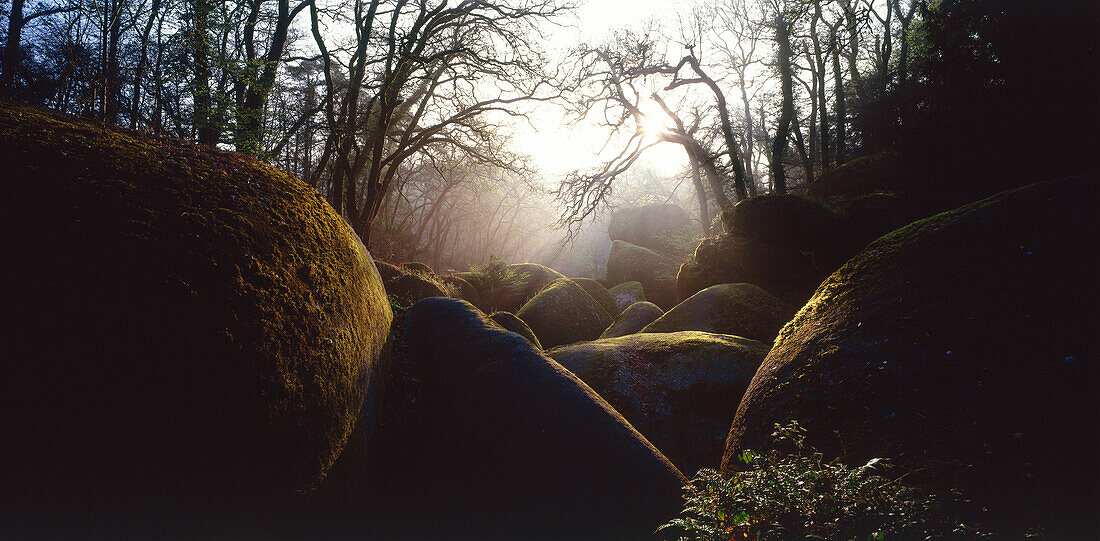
[1,104,392,534]
[573,277,621,317]
[608,203,692,254]
[608,280,646,311]
[676,234,819,304]
[723,176,1099,537]
[548,332,768,475]
[365,298,684,540]
[606,240,679,309]
[806,150,912,199]
[600,301,665,339]
[517,278,613,349]
[641,283,794,343]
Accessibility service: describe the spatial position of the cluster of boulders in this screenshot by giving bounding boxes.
[6,103,1096,539]
[603,203,692,309]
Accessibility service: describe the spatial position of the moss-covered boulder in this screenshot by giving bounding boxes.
[606,240,679,309]
[641,283,793,343]
[676,234,819,304]
[608,280,646,312]
[517,278,613,349]
[608,203,693,255]
[600,301,664,339]
[511,262,567,298]
[548,332,768,475]
[365,297,684,539]
[375,260,407,284]
[1,104,392,534]
[573,277,621,317]
[606,240,669,284]
[389,272,448,304]
[489,311,542,349]
[723,176,1099,538]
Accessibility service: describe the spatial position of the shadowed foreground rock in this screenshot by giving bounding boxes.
[549,331,768,475]
[365,298,684,540]
[723,176,1099,538]
[0,104,392,537]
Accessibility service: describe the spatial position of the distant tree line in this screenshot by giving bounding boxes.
[2,0,1095,254]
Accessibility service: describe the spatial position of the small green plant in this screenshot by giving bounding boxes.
[465,254,522,308]
[660,421,982,541]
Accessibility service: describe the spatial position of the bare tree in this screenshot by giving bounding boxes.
[232,0,310,154]
[309,0,565,244]
[557,30,752,231]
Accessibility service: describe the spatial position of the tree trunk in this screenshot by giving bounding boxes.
[841,0,867,101]
[1,0,27,93]
[793,121,814,185]
[130,0,162,129]
[770,14,794,194]
[832,35,847,167]
[103,0,122,123]
[190,0,218,146]
[689,156,711,233]
[812,0,830,169]
[235,0,303,155]
[738,70,757,197]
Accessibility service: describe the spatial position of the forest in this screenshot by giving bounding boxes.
[1,0,1097,539]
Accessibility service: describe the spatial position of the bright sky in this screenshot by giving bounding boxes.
[513,0,693,181]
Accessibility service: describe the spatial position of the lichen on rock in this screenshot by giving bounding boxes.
[548,331,768,475]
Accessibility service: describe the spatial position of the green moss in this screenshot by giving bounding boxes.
[572,277,619,317]
[548,331,768,474]
[516,278,613,349]
[1,103,392,500]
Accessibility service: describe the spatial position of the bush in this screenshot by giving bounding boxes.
[464,254,522,306]
[660,421,985,540]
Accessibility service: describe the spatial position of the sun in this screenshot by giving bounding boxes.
[636,98,674,138]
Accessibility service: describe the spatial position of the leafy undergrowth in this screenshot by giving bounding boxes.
[661,422,992,541]
[463,254,523,306]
